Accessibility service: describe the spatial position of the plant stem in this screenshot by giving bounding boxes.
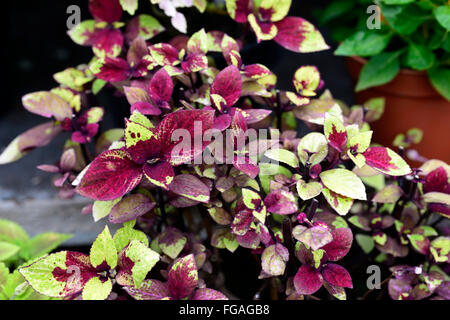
[306,199,319,221]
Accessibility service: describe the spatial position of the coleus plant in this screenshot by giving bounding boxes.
[1,0,449,300]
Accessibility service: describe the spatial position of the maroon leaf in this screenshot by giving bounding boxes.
[92,28,124,58]
[169,174,210,203]
[322,228,353,261]
[294,265,323,295]
[148,68,173,109]
[236,230,260,249]
[210,65,242,108]
[321,263,353,288]
[130,102,162,115]
[77,149,143,200]
[157,110,215,165]
[143,160,175,190]
[423,167,449,194]
[89,0,122,23]
[231,209,254,235]
[168,254,199,299]
[109,194,155,224]
[95,57,129,82]
[191,288,228,300]
[227,0,252,23]
[233,156,259,179]
[125,119,161,164]
[18,122,62,153]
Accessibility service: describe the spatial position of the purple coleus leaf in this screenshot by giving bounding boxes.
[423,167,449,194]
[226,0,252,23]
[168,254,199,299]
[61,107,104,144]
[294,265,323,295]
[169,174,210,203]
[148,68,173,110]
[321,263,353,288]
[95,37,150,82]
[124,279,171,300]
[109,193,156,224]
[77,149,143,201]
[89,0,122,23]
[322,228,353,261]
[210,65,242,115]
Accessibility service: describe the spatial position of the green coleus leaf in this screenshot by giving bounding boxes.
[405,42,435,71]
[296,180,323,200]
[434,5,450,31]
[430,237,450,263]
[322,187,354,216]
[119,0,138,15]
[81,277,113,300]
[264,148,299,168]
[207,207,232,225]
[372,184,404,204]
[242,188,266,223]
[119,240,160,287]
[187,28,208,54]
[348,131,372,153]
[355,234,375,254]
[211,229,239,253]
[356,51,402,92]
[0,242,20,261]
[93,198,122,222]
[407,234,430,255]
[20,232,72,261]
[90,226,118,269]
[22,91,72,121]
[67,20,96,45]
[113,220,149,252]
[428,67,450,101]
[373,232,387,246]
[0,219,29,244]
[292,65,321,96]
[297,132,328,166]
[18,251,68,297]
[320,168,366,200]
[335,30,392,57]
[53,68,92,91]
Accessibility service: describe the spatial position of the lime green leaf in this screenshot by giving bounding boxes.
[123,240,160,287]
[348,131,372,153]
[297,132,328,166]
[82,277,112,300]
[322,187,354,216]
[120,0,138,15]
[113,221,149,252]
[0,242,20,261]
[296,180,322,200]
[21,233,72,261]
[18,251,67,297]
[93,198,122,222]
[265,148,299,168]
[0,219,29,243]
[336,31,392,57]
[320,168,366,200]
[372,185,404,204]
[90,226,118,269]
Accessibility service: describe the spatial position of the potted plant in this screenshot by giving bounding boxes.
[317,0,450,163]
[0,0,449,301]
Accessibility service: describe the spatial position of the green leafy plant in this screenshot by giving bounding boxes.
[318,0,450,100]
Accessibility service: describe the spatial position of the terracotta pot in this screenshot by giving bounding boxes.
[346,56,450,165]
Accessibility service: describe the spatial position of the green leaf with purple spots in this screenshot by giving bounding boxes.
[293,66,321,96]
